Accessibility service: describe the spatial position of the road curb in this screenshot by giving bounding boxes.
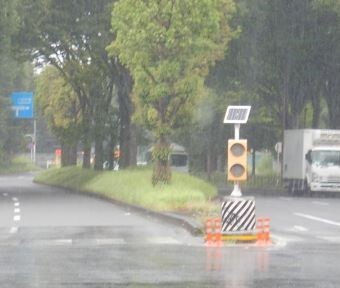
[33,180,203,236]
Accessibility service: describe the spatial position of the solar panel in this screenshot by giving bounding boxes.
[224,106,251,124]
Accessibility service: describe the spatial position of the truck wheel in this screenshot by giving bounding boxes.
[304,181,312,197]
[287,182,293,195]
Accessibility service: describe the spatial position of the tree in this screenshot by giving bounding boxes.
[312,1,340,128]
[109,0,236,184]
[0,0,30,166]
[15,0,135,170]
[35,66,82,166]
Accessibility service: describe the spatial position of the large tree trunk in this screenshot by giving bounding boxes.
[82,121,92,169]
[107,131,116,170]
[206,148,212,181]
[61,141,77,167]
[94,135,104,171]
[117,66,136,168]
[119,103,131,168]
[152,135,171,185]
[129,123,138,166]
[312,94,321,128]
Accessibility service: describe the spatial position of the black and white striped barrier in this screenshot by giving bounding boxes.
[221,197,256,233]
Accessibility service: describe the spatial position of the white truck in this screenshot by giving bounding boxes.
[283,129,340,195]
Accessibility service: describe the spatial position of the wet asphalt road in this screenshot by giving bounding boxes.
[0,173,340,287]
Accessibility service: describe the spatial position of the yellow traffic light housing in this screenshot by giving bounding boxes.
[227,139,247,181]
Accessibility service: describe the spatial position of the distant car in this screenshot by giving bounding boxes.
[103,161,119,171]
[146,142,189,173]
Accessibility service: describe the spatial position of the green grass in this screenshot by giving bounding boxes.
[0,156,41,174]
[34,167,218,217]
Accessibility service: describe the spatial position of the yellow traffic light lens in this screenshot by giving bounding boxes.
[230,143,245,157]
[230,164,245,177]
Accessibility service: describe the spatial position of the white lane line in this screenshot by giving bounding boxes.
[10,227,18,234]
[14,208,20,214]
[96,238,126,245]
[147,237,181,245]
[294,212,340,227]
[54,239,73,245]
[312,201,329,206]
[269,235,288,248]
[14,202,20,207]
[318,236,340,242]
[3,193,8,197]
[13,215,21,222]
[279,197,293,201]
[32,239,73,246]
[293,225,308,232]
[12,197,18,202]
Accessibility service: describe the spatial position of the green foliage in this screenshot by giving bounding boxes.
[35,166,217,213]
[16,0,134,169]
[0,0,35,166]
[109,0,236,183]
[35,66,82,145]
[152,145,170,162]
[0,155,40,174]
[314,0,340,12]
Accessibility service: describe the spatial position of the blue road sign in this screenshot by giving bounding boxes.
[11,91,34,119]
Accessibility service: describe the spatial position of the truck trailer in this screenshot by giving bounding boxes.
[283,129,340,195]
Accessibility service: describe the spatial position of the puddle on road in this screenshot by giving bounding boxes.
[205,246,270,287]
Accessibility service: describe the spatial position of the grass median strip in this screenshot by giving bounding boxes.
[34,166,220,223]
[0,156,40,174]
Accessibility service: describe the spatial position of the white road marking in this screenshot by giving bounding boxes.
[12,197,18,202]
[96,238,126,245]
[14,202,20,207]
[14,208,20,214]
[293,225,308,232]
[312,201,329,206]
[32,239,73,246]
[147,237,181,245]
[13,215,21,222]
[279,197,293,201]
[294,212,340,227]
[54,239,73,245]
[269,235,288,248]
[3,193,8,197]
[9,227,18,234]
[318,236,340,243]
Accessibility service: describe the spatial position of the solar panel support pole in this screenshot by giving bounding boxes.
[234,124,240,140]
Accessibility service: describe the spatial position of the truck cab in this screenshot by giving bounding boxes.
[283,129,340,195]
[305,147,340,193]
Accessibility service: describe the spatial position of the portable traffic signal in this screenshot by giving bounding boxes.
[227,139,248,181]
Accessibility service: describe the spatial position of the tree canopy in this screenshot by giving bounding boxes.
[109,0,236,184]
[3,0,340,179]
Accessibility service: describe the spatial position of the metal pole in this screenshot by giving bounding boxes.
[33,119,36,164]
[31,143,33,162]
[235,124,240,140]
